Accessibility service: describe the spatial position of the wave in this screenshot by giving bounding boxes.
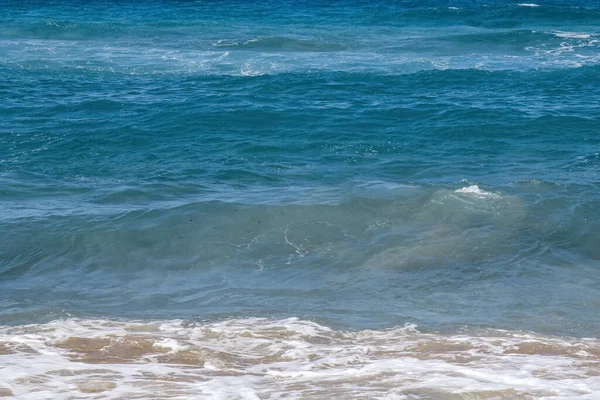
[0,20,129,41]
[3,175,598,335]
[0,184,524,273]
[437,29,555,47]
[4,3,600,44]
[212,37,349,53]
[365,2,600,28]
[2,18,599,76]
[3,53,599,78]
[0,317,598,399]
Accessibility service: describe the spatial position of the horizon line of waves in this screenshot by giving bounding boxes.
[2,28,600,76]
[0,317,599,398]
[2,52,600,76]
[1,25,597,44]
[3,58,600,77]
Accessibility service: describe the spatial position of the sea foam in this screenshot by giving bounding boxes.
[0,318,598,399]
[455,185,500,199]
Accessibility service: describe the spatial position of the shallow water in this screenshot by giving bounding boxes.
[1,0,600,398]
[1,318,600,399]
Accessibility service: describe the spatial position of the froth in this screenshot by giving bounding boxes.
[454,185,500,199]
[553,31,592,39]
[0,318,599,399]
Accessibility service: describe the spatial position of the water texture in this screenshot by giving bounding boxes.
[1,0,599,398]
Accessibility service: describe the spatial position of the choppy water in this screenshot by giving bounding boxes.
[1,0,599,398]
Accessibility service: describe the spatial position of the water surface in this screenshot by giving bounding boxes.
[1,1,599,398]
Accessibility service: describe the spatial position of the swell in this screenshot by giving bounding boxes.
[362,2,600,27]
[437,29,566,47]
[2,67,599,190]
[3,66,600,109]
[1,183,599,334]
[2,183,597,273]
[4,2,600,41]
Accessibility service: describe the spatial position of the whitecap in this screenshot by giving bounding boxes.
[553,31,592,39]
[455,185,500,199]
[518,3,540,7]
[153,338,188,353]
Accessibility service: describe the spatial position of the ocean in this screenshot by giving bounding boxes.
[1,0,599,398]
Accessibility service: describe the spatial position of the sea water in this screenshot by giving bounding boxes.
[1,0,599,398]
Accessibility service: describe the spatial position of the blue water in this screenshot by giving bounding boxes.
[1,0,599,339]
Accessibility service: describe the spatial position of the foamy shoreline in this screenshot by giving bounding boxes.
[1,318,598,399]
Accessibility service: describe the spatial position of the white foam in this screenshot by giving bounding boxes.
[518,3,540,7]
[153,338,188,353]
[0,318,599,399]
[455,185,500,199]
[554,31,592,39]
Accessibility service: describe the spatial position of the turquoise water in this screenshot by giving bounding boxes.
[1,1,600,397]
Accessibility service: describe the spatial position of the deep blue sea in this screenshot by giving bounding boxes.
[1,1,599,398]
